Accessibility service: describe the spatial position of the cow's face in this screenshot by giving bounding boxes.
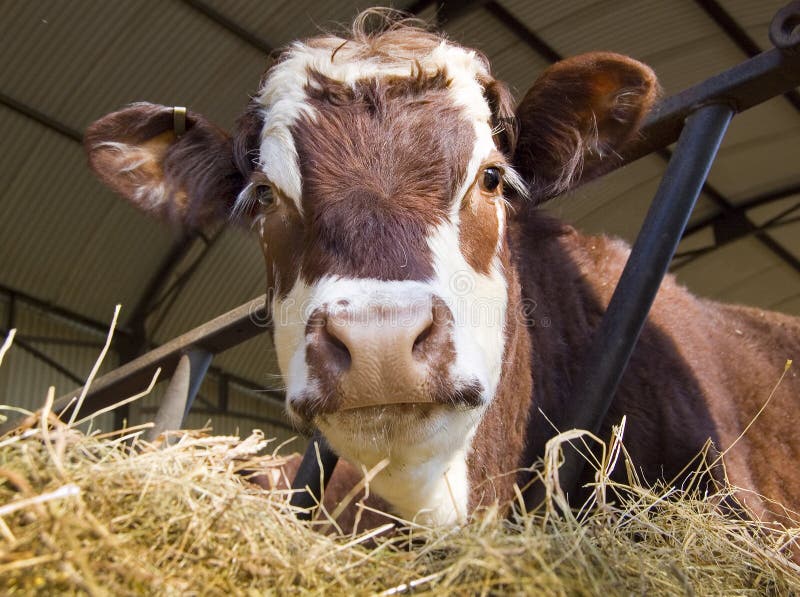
[236,35,526,458]
[85,16,657,522]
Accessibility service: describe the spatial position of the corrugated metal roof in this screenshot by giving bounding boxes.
[148,227,264,342]
[0,299,116,431]
[2,0,799,432]
[722,0,785,49]
[0,105,174,322]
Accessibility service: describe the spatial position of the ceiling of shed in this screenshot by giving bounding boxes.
[1,0,798,393]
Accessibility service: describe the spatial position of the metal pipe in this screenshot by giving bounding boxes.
[144,348,212,442]
[525,102,735,510]
[290,430,340,520]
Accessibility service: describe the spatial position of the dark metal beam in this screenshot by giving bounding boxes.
[0,92,83,143]
[527,103,735,509]
[0,284,132,340]
[672,200,800,272]
[144,348,212,442]
[146,229,224,340]
[406,0,438,16]
[180,0,274,55]
[290,431,339,518]
[486,1,561,63]
[6,294,15,330]
[694,0,800,113]
[11,336,106,349]
[125,233,197,345]
[437,1,487,25]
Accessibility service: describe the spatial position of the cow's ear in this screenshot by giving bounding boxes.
[85,102,247,228]
[513,52,659,203]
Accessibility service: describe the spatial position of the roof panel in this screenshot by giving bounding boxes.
[1,0,269,132]
[149,228,264,343]
[718,97,800,151]
[496,0,604,32]
[720,0,789,50]
[707,130,800,201]
[714,261,800,312]
[675,237,778,298]
[200,0,404,49]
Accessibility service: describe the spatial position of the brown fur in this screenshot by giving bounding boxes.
[458,169,502,274]
[292,70,474,283]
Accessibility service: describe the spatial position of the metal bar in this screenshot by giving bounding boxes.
[181,0,274,55]
[0,91,83,143]
[49,295,267,423]
[144,349,212,442]
[11,336,106,348]
[0,284,132,340]
[146,229,224,339]
[406,0,438,15]
[694,0,800,113]
[290,430,340,519]
[672,200,800,273]
[7,294,15,330]
[526,103,734,509]
[126,234,197,342]
[486,1,561,63]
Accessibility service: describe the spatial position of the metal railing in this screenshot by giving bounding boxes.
[3,0,799,517]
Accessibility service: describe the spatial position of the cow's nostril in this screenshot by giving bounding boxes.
[323,319,352,371]
[412,321,434,355]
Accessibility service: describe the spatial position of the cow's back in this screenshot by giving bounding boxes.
[699,301,800,522]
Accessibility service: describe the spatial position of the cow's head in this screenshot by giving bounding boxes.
[86,15,656,522]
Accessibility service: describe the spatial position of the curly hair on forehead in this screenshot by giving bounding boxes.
[314,8,451,64]
[291,7,489,73]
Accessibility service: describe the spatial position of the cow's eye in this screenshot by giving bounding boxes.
[479,167,502,193]
[254,183,274,207]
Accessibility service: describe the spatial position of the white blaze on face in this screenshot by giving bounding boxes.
[256,36,510,525]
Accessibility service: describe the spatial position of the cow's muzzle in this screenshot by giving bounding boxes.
[293,296,479,419]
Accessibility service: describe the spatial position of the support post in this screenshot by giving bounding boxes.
[290,430,339,520]
[525,102,735,510]
[144,348,212,442]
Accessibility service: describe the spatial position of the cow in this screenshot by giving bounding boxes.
[84,12,799,535]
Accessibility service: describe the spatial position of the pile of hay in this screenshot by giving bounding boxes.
[1,408,799,595]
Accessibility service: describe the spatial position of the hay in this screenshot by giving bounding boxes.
[1,321,798,595]
[1,410,799,596]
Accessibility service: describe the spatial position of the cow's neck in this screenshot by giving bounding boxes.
[510,213,725,500]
